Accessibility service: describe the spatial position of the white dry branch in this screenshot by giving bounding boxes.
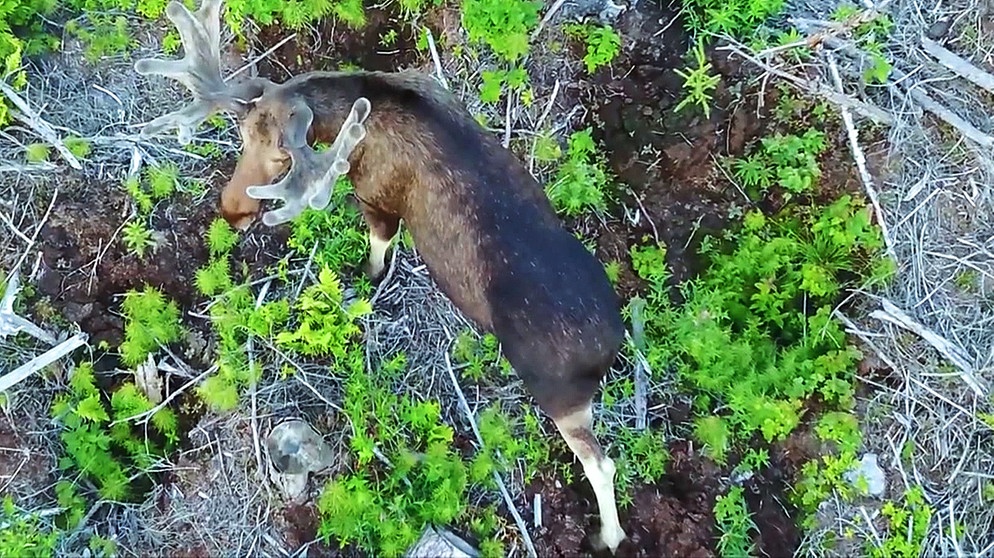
[0,332,88,394]
[627,297,650,432]
[444,352,539,558]
[869,299,986,397]
[920,36,994,95]
[825,52,898,262]
[0,81,83,170]
[0,269,55,345]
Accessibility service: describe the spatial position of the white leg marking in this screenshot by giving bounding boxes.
[555,407,627,553]
[368,233,392,276]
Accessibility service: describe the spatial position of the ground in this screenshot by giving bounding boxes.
[2,0,994,557]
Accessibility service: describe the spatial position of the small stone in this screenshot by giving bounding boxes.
[266,418,335,475]
[406,526,479,558]
[926,20,951,40]
[845,453,887,497]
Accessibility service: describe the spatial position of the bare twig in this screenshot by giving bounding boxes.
[719,43,895,125]
[869,299,986,397]
[0,81,83,170]
[627,297,649,432]
[920,37,994,95]
[531,0,569,40]
[0,332,88,394]
[444,352,537,558]
[425,29,450,91]
[227,33,297,82]
[529,79,561,174]
[825,52,897,263]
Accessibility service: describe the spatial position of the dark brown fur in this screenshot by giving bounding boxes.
[228,70,625,418]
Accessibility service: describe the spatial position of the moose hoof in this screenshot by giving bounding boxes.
[363,260,387,284]
[590,527,627,556]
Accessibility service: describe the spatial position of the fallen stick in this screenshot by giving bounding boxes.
[627,297,649,432]
[444,352,538,558]
[0,81,83,170]
[0,332,88,394]
[719,43,895,125]
[921,36,994,95]
[825,52,898,263]
[868,299,986,397]
[812,34,994,149]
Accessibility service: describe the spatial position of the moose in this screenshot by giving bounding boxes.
[135,0,629,552]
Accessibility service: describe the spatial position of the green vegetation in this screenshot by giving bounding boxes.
[461,0,540,63]
[674,41,721,119]
[870,485,933,558]
[51,361,180,501]
[119,286,184,367]
[564,22,622,74]
[714,485,757,557]
[732,129,828,200]
[681,0,786,37]
[546,127,613,217]
[0,0,60,126]
[121,218,156,258]
[0,496,58,557]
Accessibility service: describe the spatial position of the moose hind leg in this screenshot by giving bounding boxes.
[358,201,400,281]
[553,403,627,553]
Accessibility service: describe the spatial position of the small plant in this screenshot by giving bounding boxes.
[546,128,613,217]
[714,485,757,557]
[51,362,179,502]
[65,15,135,62]
[0,497,58,557]
[205,217,239,257]
[452,330,512,382]
[24,142,50,162]
[869,486,933,558]
[681,0,786,37]
[461,0,541,63]
[122,219,156,258]
[732,128,828,199]
[477,66,529,105]
[63,136,91,160]
[118,286,184,367]
[565,23,622,74]
[275,266,371,358]
[674,41,721,119]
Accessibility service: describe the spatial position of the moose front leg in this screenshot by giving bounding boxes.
[358,201,400,282]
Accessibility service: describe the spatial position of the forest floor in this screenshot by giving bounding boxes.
[1,0,993,557]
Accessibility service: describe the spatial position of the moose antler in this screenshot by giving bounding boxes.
[134,0,270,144]
[245,97,372,226]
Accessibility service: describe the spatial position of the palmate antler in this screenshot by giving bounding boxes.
[134,0,271,144]
[244,97,372,226]
[135,0,373,226]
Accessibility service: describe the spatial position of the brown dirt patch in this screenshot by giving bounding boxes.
[253,4,430,80]
[0,411,54,500]
[530,441,721,557]
[32,165,287,354]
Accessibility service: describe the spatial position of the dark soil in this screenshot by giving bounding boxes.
[253,4,430,81]
[33,163,289,355]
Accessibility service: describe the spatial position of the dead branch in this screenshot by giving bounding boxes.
[920,36,994,95]
[0,332,88,394]
[444,352,538,558]
[719,42,895,125]
[825,52,898,263]
[0,81,83,170]
[869,299,987,398]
